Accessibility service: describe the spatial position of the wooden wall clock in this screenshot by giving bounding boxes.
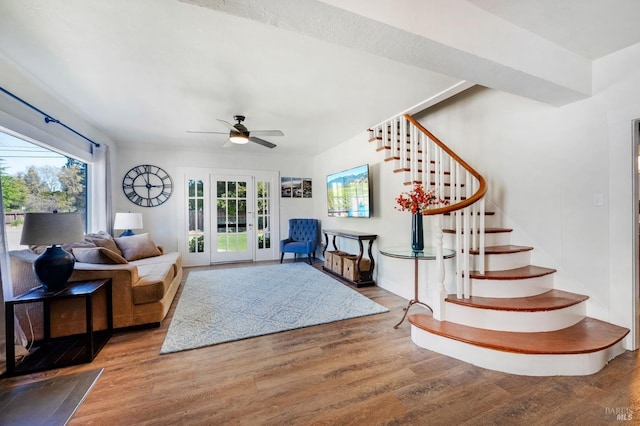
[122,164,173,207]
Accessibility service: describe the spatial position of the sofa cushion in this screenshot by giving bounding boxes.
[72,247,128,264]
[114,233,162,261]
[132,263,174,305]
[131,252,182,276]
[85,231,123,256]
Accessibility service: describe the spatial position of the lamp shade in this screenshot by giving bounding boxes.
[19,212,84,292]
[113,212,143,237]
[113,212,143,230]
[20,212,84,245]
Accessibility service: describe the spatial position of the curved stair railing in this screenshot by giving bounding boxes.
[369,114,487,319]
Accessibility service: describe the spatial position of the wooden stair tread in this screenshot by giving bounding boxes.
[470,245,533,255]
[443,227,513,234]
[445,289,588,311]
[408,314,629,355]
[469,265,557,280]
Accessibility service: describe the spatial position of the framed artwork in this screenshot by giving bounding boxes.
[281,177,292,198]
[281,177,312,198]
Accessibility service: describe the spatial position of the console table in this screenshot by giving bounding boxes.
[5,278,113,376]
[380,247,455,328]
[322,229,377,287]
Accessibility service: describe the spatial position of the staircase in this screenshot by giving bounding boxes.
[369,114,629,376]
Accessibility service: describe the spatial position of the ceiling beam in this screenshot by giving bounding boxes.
[181,0,592,106]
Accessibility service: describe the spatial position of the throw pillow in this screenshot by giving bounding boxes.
[85,231,123,256]
[30,240,96,255]
[73,247,129,264]
[114,233,162,261]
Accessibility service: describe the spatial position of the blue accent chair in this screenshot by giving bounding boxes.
[280,218,319,265]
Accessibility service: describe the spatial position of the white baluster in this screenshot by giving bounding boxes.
[430,214,446,320]
[479,197,486,275]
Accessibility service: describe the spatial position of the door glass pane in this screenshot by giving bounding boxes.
[256,181,270,249]
[188,199,195,231]
[238,200,246,232]
[217,181,225,197]
[187,179,205,253]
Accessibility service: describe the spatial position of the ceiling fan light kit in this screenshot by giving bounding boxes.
[229,133,249,144]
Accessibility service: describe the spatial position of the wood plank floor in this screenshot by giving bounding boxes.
[2,260,639,425]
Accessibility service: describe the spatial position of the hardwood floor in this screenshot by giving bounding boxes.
[3,260,639,425]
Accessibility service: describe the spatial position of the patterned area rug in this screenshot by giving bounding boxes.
[160,263,388,354]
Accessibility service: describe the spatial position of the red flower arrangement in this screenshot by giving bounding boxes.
[395,184,448,214]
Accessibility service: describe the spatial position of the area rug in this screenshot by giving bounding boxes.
[160,263,388,354]
[0,368,102,425]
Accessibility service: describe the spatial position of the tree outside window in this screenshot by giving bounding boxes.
[0,134,87,249]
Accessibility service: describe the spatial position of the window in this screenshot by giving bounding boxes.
[0,133,88,250]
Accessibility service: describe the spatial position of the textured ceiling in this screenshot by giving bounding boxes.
[0,0,639,155]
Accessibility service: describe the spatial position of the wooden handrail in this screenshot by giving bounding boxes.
[404,114,487,216]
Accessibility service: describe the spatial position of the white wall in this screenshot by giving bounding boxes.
[404,44,640,348]
[310,43,640,349]
[311,131,457,300]
[112,143,315,253]
[0,55,114,161]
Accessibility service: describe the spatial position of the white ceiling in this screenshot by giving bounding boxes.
[0,0,639,156]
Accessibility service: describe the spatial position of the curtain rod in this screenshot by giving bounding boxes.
[0,86,100,148]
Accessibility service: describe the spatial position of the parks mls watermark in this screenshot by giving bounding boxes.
[605,407,634,421]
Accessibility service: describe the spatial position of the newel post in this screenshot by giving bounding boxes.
[430,214,446,320]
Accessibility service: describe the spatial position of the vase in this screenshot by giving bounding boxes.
[411,212,424,252]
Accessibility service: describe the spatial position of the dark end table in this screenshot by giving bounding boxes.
[4,278,113,376]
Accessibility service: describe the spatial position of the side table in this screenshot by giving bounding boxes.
[322,229,377,287]
[5,278,113,376]
[379,247,455,328]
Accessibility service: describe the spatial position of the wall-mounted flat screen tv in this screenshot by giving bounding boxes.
[327,163,371,218]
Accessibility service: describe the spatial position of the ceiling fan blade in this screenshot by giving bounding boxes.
[222,140,234,148]
[249,130,284,137]
[186,130,227,134]
[249,136,277,149]
[216,119,236,131]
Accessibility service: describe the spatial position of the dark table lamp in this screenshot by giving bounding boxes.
[20,211,84,292]
[113,212,143,237]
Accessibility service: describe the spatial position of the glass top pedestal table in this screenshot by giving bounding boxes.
[380,247,455,328]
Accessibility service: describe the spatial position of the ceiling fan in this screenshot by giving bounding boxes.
[187,115,283,148]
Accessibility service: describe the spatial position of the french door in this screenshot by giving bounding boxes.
[177,168,279,266]
[212,176,253,263]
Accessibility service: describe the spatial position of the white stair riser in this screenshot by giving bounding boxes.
[444,232,511,248]
[469,274,554,298]
[473,251,531,271]
[444,301,586,332]
[441,215,498,230]
[411,326,626,376]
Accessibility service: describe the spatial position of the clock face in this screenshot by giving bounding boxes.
[122,164,173,207]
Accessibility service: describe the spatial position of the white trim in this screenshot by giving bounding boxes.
[634,119,640,350]
[606,106,640,350]
[371,81,475,128]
